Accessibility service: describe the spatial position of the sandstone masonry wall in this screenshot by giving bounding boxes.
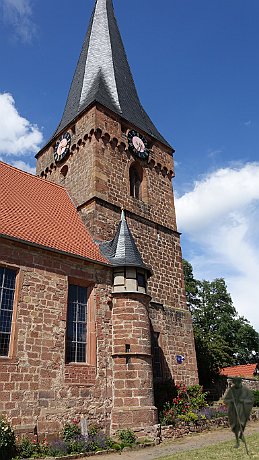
[0,239,113,435]
[111,292,157,431]
[36,104,198,392]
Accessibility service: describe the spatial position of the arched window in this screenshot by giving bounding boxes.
[129,163,142,199]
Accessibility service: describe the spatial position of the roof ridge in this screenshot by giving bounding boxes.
[0,161,67,192]
[223,364,256,368]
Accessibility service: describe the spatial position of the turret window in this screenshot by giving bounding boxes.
[113,267,147,293]
[137,270,146,290]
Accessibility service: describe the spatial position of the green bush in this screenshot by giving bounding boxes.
[253,390,259,407]
[177,411,200,423]
[187,385,208,410]
[62,420,81,443]
[118,429,136,446]
[160,383,208,425]
[0,416,16,460]
[109,441,122,451]
[66,438,86,454]
[159,404,176,426]
[16,436,49,459]
[47,439,68,456]
[16,437,36,458]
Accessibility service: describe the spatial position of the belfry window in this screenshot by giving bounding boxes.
[66,284,87,363]
[129,164,142,199]
[0,267,16,357]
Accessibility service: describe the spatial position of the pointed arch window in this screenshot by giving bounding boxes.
[129,163,142,199]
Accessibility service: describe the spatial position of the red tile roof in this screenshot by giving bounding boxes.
[220,364,256,378]
[0,161,108,264]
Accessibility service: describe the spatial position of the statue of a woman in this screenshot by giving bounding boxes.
[224,377,254,449]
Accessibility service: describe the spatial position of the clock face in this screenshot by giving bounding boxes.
[127,130,149,160]
[54,132,71,163]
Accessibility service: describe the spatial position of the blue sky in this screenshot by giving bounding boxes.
[0,0,259,333]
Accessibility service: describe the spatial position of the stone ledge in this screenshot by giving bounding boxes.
[112,352,151,358]
[161,409,259,440]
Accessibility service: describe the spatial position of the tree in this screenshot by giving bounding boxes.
[182,260,259,387]
[182,259,199,309]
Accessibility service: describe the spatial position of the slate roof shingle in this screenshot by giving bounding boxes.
[44,0,171,150]
[0,161,108,264]
[99,210,152,275]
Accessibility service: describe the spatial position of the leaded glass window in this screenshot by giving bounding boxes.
[66,285,87,363]
[0,267,16,357]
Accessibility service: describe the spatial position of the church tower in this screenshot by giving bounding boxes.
[36,0,198,415]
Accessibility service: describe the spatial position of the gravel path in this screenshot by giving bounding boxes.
[87,421,259,460]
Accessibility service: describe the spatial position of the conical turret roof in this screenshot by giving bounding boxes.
[51,0,170,148]
[99,210,152,276]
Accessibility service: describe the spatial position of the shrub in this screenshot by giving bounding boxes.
[0,416,16,460]
[109,441,122,451]
[187,384,208,410]
[177,411,199,423]
[160,383,208,425]
[62,419,81,443]
[86,431,110,452]
[118,429,136,446]
[62,420,111,454]
[253,390,259,407]
[16,437,36,458]
[48,439,68,456]
[17,435,49,459]
[197,404,228,420]
[160,404,176,426]
[66,436,88,454]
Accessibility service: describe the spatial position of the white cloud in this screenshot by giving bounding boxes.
[0,93,43,156]
[175,163,259,332]
[0,154,35,174]
[176,165,259,233]
[12,160,35,174]
[1,0,36,43]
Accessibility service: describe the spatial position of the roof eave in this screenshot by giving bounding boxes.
[109,260,153,277]
[0,233,111,268]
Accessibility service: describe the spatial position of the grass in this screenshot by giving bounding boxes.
[158,434,259,459]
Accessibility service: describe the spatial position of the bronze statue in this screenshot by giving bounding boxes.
[224,377,254,452]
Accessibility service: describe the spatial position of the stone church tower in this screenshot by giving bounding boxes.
[36,0,198,432]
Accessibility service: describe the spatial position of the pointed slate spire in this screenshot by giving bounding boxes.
[52,0,170,148]
[99,210,152,275]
